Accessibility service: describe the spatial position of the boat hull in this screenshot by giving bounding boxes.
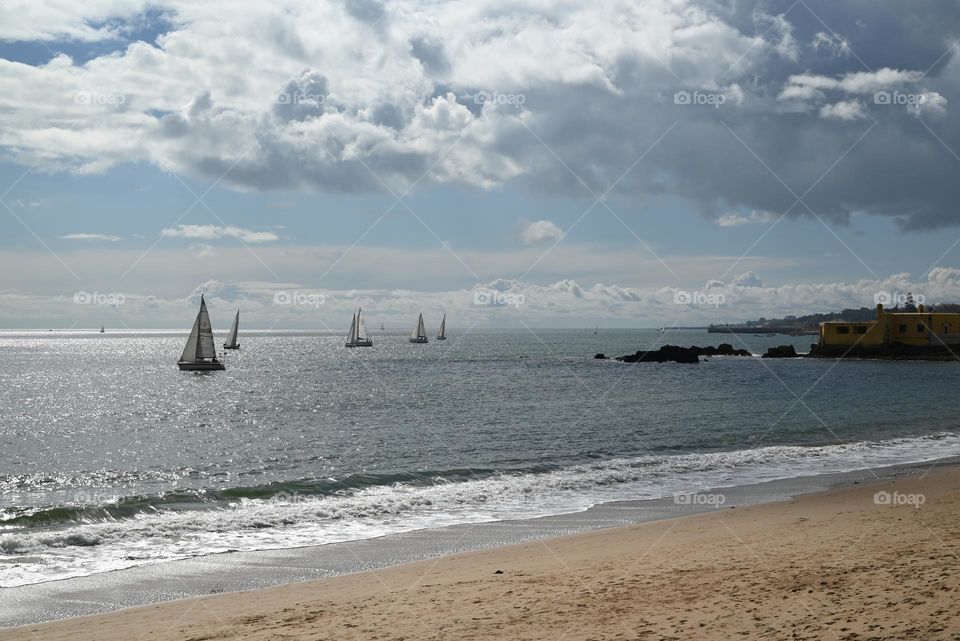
[223,344,240,350]
[409,337,429,343]
[436,337,447,341]
[178,360,226,371]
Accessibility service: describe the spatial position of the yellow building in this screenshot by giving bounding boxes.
[819,304,960,348]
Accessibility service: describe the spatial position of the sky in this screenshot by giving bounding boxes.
[2,0,960,329]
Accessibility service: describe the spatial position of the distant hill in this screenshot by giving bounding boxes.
[739,303,960,330]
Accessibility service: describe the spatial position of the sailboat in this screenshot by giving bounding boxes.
[380,322,385,331]
[178,295,225,371]
[354,308,373,347]
[223,310,240,350]
[345,313,358,347]
[99,326,105,334]
[409,313,429,343]
[436,314,447,341]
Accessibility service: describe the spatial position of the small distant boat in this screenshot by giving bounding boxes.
[436,314,447,341]
[178,295,225,371]
[409,313,429,343]
[99,326,105,334]
[594,326,598,335]
[380,322,385,331]
[223,310,240,350]
[355,308,373,347]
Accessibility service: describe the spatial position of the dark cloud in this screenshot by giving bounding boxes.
[409,35,449,74]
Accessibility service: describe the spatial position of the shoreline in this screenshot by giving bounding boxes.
[1,456,956,635]
[4,459,957,640]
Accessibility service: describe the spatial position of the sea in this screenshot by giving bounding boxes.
[3,327,960,588]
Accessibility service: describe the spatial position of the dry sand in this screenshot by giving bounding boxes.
[3,466,959,640]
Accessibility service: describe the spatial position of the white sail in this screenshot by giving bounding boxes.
[356,308,368,341]
[415,313,427,338]
[196,297,217,359]
[225,310,239,347]
[179,312,201,362]
[346,314,357,345]
[437,314,446,339]
[180,295,218,362]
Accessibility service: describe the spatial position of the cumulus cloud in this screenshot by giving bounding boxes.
[519,219,564,245]
[2,1,960,229]
[160,225,279,243]
[732,271,763,288]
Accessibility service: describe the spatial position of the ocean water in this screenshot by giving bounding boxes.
[2,327,960,587]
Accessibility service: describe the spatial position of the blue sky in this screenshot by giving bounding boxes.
[2,0,960,328]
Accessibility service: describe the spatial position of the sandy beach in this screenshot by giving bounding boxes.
[3,465,958,641]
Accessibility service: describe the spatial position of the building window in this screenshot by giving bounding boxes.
[917,324,925,333]
[836,326,850,334]
[854,326,867,334]
[899,324,907,333]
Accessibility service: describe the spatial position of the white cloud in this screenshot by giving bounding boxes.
[909,90,948,117]
[715,210,776,227]
[8,268,960,329]
[753,9,799,62]
[732,271,763,287]
[778,68,925,104]
[812,32,850,58]
[820,99,866,120]
[160,225,279,243]
[520,219,564,245]
[60,233,122,241]
[0,2,959,230]
[0,0,153,42]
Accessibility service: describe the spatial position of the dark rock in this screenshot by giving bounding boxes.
[594,353,607,359]
[695,343,751,357]
[762,345,799,358]
[494,569,504,574]
[616,345,699,364]
[612,343,751,363]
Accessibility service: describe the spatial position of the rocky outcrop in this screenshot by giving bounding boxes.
[762,345,799,358]
[617,345,700,364]
[697,343,751,357]
[594,353,607,360]
[613,343,752,364]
